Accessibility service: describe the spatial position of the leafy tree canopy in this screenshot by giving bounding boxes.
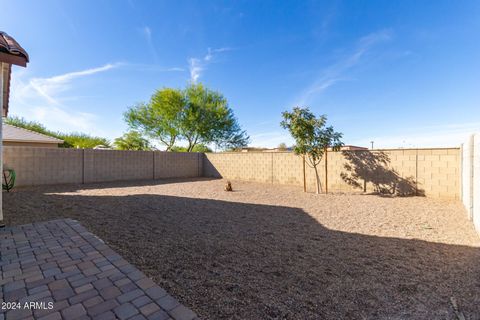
[124,89,183,151]
[171,143,212,153]
[113,131,152,151]
[124,83,249,152]
[277,142,288,150]
[62,133,110,149]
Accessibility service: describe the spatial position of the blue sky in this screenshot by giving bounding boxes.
[1,0,479,149]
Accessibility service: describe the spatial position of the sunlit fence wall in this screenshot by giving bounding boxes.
[3,146,462,200]
[461,134,480,233]
[203,148,460,199]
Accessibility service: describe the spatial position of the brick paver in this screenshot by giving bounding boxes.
[1,219,198,320]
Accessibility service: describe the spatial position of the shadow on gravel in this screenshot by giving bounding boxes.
[4,189,479,319]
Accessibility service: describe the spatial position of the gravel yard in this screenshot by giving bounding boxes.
[3,178,480,319]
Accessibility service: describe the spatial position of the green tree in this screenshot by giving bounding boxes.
[170,145,188,152]
[182,83,249,151]
[61,133,110,149]
[277,142,288,150]
[114,131,152,151]
[124,84,249,152]
[171,143,212,153]
[281,107,343,194]
[191,143,213,153]
[124,88,184,151]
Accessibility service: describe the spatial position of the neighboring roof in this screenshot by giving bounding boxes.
[0,32,29,66]
[1,31,29,117]
[3,123,64,144]
[341,145,369,150]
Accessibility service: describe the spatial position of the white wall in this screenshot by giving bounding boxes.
[461,135,474,219]
[461,133,480,235]
[473,134,480,232]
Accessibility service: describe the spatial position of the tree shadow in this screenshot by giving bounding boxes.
[3,188,478,319]
[340,150,424,197]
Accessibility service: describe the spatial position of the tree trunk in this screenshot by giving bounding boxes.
[324,148,328,194]
[313,164,322,194]
[166,135,176,152]
[302,156,306,192]
[186,138,193,152]
[186,135,198,152]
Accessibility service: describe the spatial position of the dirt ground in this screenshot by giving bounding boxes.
[4,178,480,319]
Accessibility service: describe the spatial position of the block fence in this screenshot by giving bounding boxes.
[461,134,480,233]
[3,146,461,200]
[203,148,461,199]
[3,146,203,186]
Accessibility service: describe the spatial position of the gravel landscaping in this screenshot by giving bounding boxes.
[3,178,480,319]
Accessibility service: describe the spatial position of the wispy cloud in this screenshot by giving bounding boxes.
[294,29,392,107]
[204,47,233,61]
[141,26,159,63]
[188,47,233,83]
[188,58,203,83]
[10,64,118,134]
[27,64,118,105]
[122,63,185,72]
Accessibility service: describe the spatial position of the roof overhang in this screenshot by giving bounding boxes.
[0,32,29,117]
[1,63,12,117]
[3,139,63,144]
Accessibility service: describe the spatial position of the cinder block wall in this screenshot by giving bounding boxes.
[204,148,461,199]
[3,147,203,187]
[3,147,83,186]
[83,150,154,183]
[154,152,202,179]
[3,146,460,199]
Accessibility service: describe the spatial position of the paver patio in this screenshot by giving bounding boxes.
[0,219,198,320]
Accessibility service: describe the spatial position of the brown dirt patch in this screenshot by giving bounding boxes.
[4,178,480,319]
